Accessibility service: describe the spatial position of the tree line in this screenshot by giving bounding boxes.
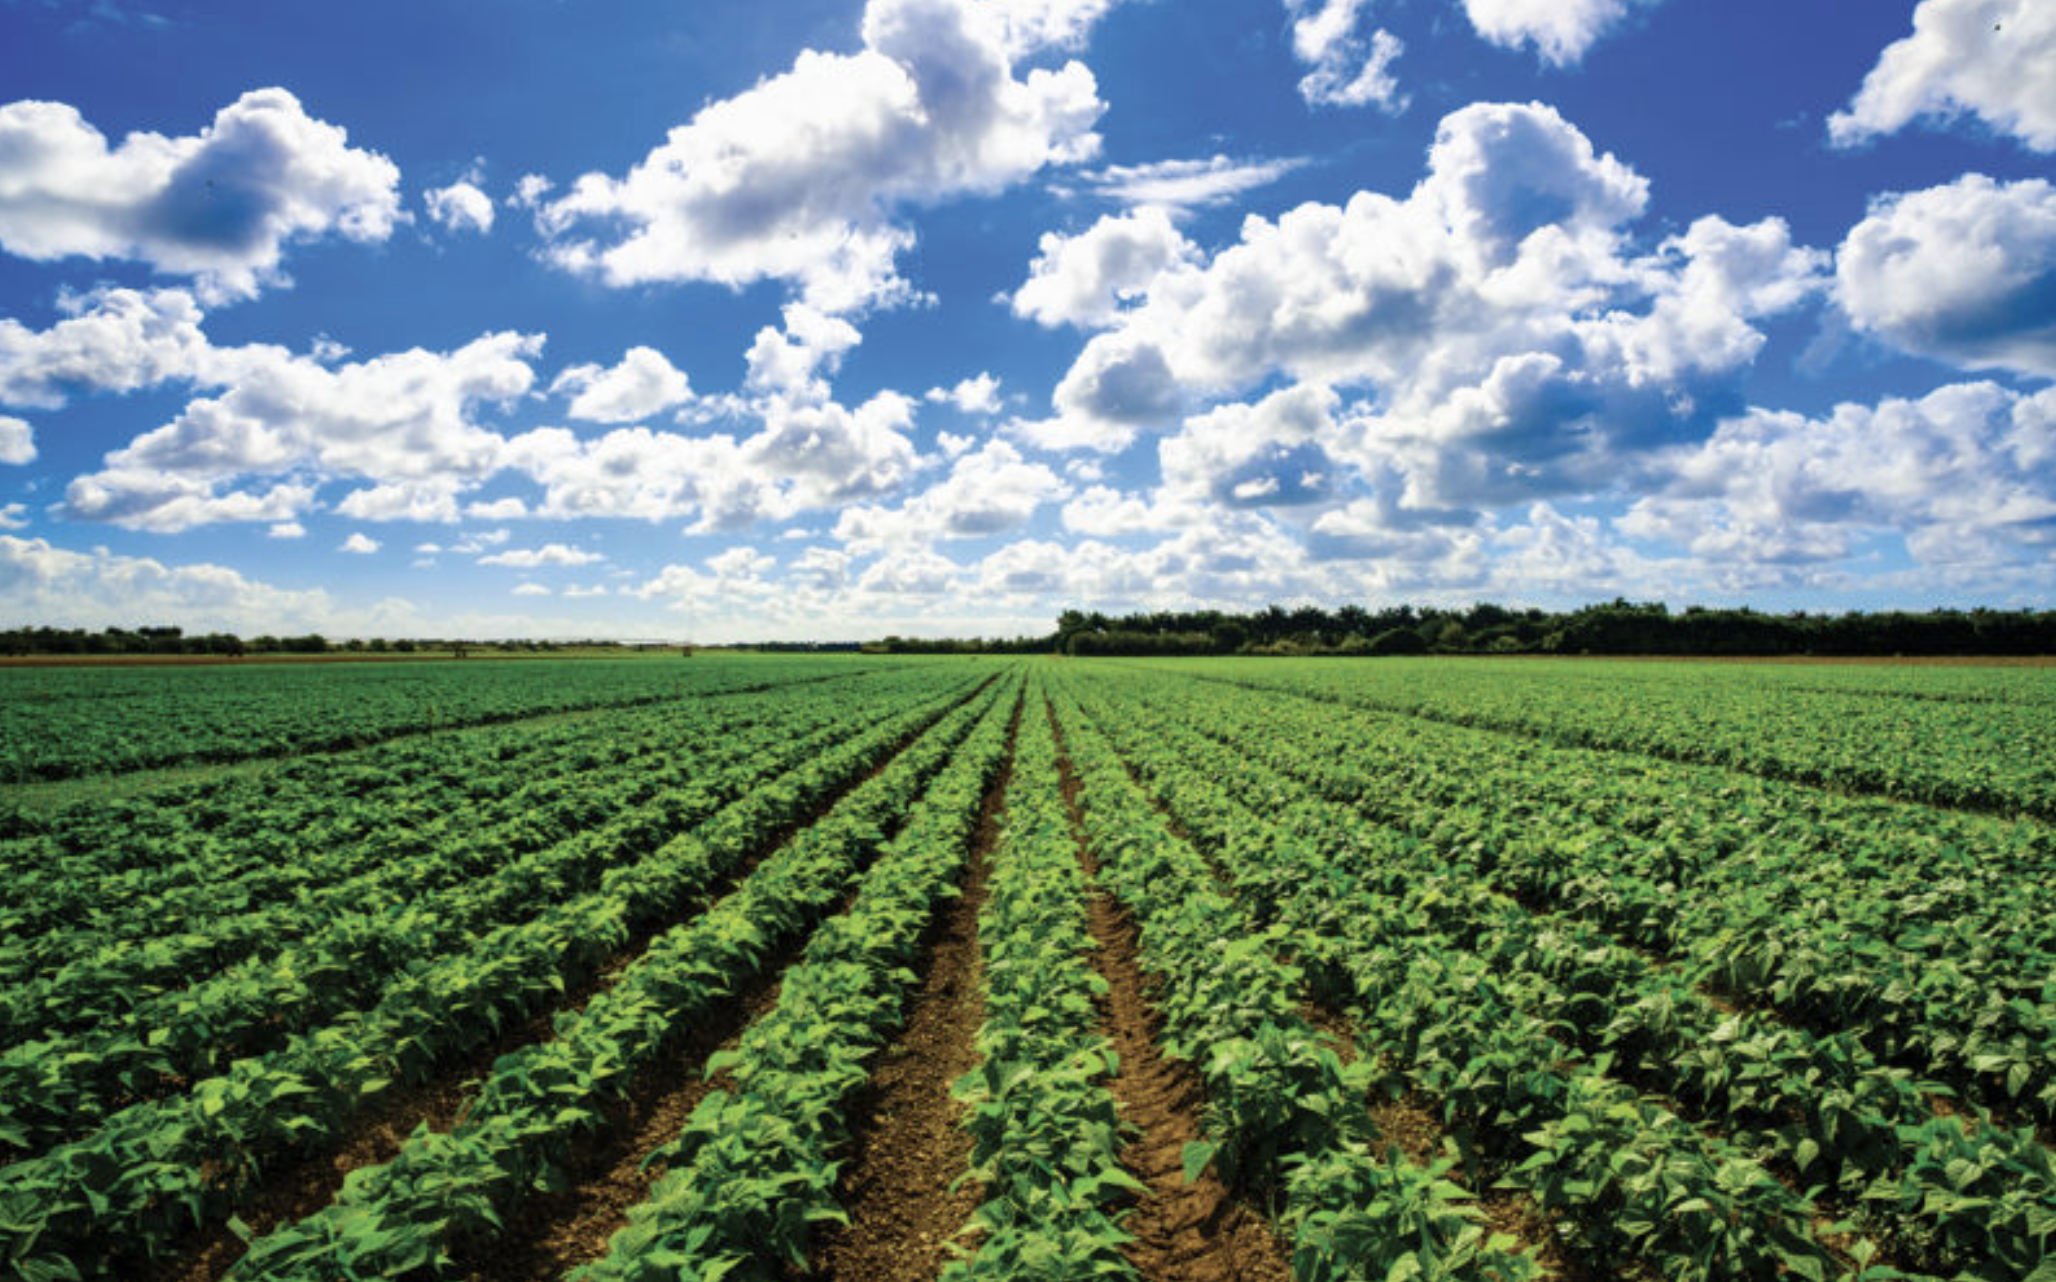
[8,602,2056,658]
[873,601,2056,657]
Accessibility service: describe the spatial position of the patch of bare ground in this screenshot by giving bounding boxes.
[137,978,597,1282]
[811,697,1020,1282]
[131,696,978,1282]
[459,685,1003,1281]
[461,970,790,1282]
[1046,705,1294,1282]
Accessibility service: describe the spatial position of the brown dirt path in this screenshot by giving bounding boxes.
[134,690,984,1282]
[462,972,791,1281]
[809,696,1020,1282]
[1046,702,1294,1282]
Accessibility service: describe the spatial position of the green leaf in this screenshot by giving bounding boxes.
[1181,1140,1218,1185]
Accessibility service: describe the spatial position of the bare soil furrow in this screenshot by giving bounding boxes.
[811,696,1019,1282]
[1048,707,1293,1282]
[462,970,790,1282]
[133,688,985,1282]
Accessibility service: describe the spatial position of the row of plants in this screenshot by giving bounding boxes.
[1068,669,2055,1280]
[0,653,879,782]
[1044,682,1542,1282]
[1162,657,2056,819]
[0,674,765,948]
[0,675,903,1039]
[940,679,1139,1280]
[1056,671,1852,1281]
[1133,665,2056,1131]
[0,671,979,1157]
[0,671,990,1281]
[564,684,1020,1282]
[225,676,1020,1280]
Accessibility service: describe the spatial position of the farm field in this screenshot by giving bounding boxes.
[1,654,2051,1282]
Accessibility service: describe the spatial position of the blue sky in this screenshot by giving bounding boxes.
[0,0,2051,640]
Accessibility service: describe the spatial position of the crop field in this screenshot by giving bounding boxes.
[1,654,2051,1282]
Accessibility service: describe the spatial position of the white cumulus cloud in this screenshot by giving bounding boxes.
[1836,174,2056,377]
[0,88,402,300]
[1830,0,2056,152]
[834,439,1068,548]
[1286,0,1406,110]
[535,0,1105,312]
[1012,206,1197,328]
[1031,101,1826,505]
[551,345,694,422]
[0,415,32,464]
[1459,0,1657,66]
[1623,381,2056,572]
[424,179,494,234]
[339,531,380,553]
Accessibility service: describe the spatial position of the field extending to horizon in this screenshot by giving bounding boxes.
[1,654,2051,1282]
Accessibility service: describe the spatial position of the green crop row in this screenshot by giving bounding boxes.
[0,654,878,783]
[567,680,1019,1282]
[1045,679,1540,1282]
[1126,665,2056,1131]
[225,674,1017,1280]
[1161,657,2056,820]
[0,674,951,1157]
[1068,665,2056,1281]
[1056,671,1845,1282]
[940,678,1138,1280]
[0,678,895,1042]
[0,669,985,1282]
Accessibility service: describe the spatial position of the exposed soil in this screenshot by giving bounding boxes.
[137,987,580,1282]
[132,691,982,1282]
[1046,702,1295,1282]
[456,683,1002,1281]
[810,697,1020,1282]
[462,971,791,1281]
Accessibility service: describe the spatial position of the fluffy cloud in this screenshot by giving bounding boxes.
[334,480,465,523]
[1830,0,2056,152]
[1159,384,1340,510]
[745,304,864,401]
[1061,483,1164,535]
[1012,206,1196,328]
[1622,381,2056,571]
[1459,0,1656,65]
[424,179,494,234]
[62,474,315,532]
[926,372,1003,415]
[65,330,542,530]
[0,88,402,299]
[0,287,216,409]
[1034,102,1826,502]
[0,415,32,464]
[267,521,304,539]
[1286,0,1406,110]
[503,377,919,532]
[501,425,739,525]
[536,0,1104,312]
[339,531,380,553]
[0,534,341,632]
[0,504,27,529]
[478,542,605,567]
[1836,174,2056,376]
[550,345,693,422]
[834,439,1068,548]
